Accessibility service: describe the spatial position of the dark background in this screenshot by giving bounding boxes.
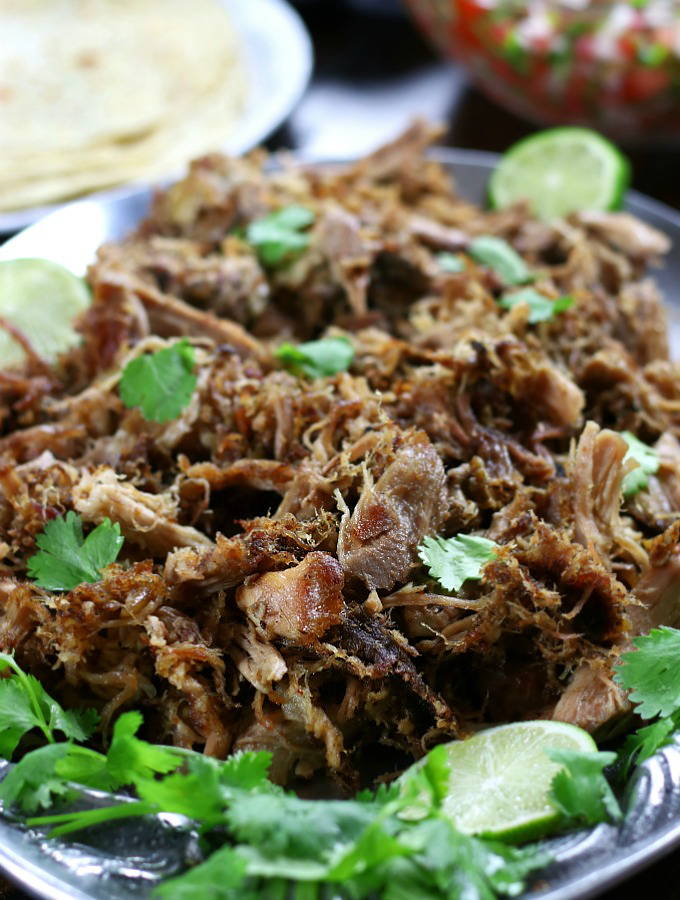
[2,1,680,898]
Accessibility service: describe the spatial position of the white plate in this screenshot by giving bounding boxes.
[0,0,313,234]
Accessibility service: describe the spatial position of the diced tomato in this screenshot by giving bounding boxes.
[413,0,680,138]
[618,34,638,61]
[572,34,596,63]
[624,67,671,101]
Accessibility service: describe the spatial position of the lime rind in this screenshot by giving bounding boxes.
[0,258,91,368]
[488,127,631,221]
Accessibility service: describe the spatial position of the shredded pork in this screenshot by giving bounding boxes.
[1,124,679,790]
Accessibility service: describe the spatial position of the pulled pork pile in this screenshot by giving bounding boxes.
[2,122,680,790]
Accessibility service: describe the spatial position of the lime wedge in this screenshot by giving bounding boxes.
[488,128,631,221]
[0,258,91,369]
[436,721,597,842]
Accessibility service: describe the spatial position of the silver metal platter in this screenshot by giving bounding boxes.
[1,149,680,899]
[0,0,313,234]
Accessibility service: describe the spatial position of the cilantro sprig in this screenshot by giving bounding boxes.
[275,336,355,379]
[27,511,123,592]
[0,651,97,763]
[418,534,498,592]
[547,750,622,827]
[615,627,680,720]
[245,205,315,268]
[119,338,197,424]
[614,627,680,776]
[499,289,574,324]
[621,431,659,497]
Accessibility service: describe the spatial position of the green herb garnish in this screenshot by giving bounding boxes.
[418,534,498,593]
[26,512,123,592]
[25,740,548,897]
[499,289,574,324]
[0,710,180,816]
[0,655,549,898]
[547,749,622,827]
[618,717,678,780]
[275,336,355,379]
[245,204,315,268]
[615,627,680,776]
[119,338,197,424]
[0,652,98,762]
[621,431,659,497]
[615,627,680,720]
[468,236,533,286]
[437,252,465,274]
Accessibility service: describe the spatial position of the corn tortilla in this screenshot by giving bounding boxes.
[0,0,247,211]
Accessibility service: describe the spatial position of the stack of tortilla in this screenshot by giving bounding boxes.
[0,0,247,212]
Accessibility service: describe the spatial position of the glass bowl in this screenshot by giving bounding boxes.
[404,0,680,142]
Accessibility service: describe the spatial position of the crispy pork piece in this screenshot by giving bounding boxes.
[627,432,680,532]
[95,235,269,324]
[324,610,456,736]
[90,269,266,362]
[236,552,344,646]
[551,661,630,736]
[628,521,680,635]
[186,459,295,494]
[338,430,447,590]
[571,421,648,570]
[576,211,671,259]
[73,467,213,555]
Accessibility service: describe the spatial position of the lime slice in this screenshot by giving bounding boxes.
[488,128,631,221]
[0,258,91,369]
[436,720,597,842]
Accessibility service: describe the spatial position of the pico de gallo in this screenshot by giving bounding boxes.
[407,0,680,140]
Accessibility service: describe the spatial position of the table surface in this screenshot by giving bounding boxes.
[1,1,679,897]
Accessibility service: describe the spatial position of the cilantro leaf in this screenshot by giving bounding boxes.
[6,714,178,811]
[135,757,224,827]
[547,749,621,826]
[436,252,465,274]
[415,744,451,809]
[27,511,123,592]
[0,652,98,754]
[0,744,73,813]
[47,702,99,747]
[105,711,183,787]
[621,431,659,497]
[154,847,250,900]
[499,289,574,324]
[245,205,315,268]
[418,533,498,592]
[53,746,111,790]
[618,715,678,780]
[0,679,46,759]
[395,820,550,900]
[614,626,680,719]
[50,712,183,797]
[120,338,197,423]
[225,792,376,860]
[275,336,355,379]
[134,751,276,833]
[469,235,533,285]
